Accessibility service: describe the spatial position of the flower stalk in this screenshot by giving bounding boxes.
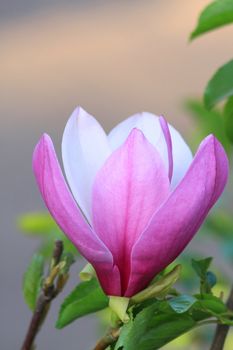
[93,327,121,350]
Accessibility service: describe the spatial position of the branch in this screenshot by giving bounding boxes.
[93,328,121,350]
[52,240,63,267]
[209,284,233,350]
[21,240,64,350]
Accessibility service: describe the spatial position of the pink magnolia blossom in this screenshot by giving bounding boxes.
[33,107,229,297]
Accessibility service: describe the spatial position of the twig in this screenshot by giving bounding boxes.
[21,240,64,350]
[209,284,233,350]
[93,328,121,350]
[52,240,63,267]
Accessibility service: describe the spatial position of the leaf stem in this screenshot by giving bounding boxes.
[21,240,64,350]
[209,284,233,350]
[92,328,120,350]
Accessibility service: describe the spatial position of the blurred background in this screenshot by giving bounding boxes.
[1,0,233,349]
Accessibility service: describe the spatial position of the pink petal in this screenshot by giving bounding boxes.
[125,135,229,296]
[159,116,173,181]
[33,134,121,295]
[92,129,170,294]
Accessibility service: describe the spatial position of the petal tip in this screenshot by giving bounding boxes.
[202,134,217,147]
[198,134,229,200]
[41,132,51,143]
[69,106,97,130]
[127,127,145,141]
[73,105,86,116]
[67,106,90,125]
[36,133,52,151]
[32,133,55,177]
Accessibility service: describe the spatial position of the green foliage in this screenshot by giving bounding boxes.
[114,321,133,350]
[18,212,57,235]
[191,0,233,40]
[204,211,233,264]
[192,257,216,294]
[56,278,109,328]
[115,302,196,350]
[111,257,233,350]
[18,212,78,258]
[185,99,230,152]
[55,257,231,349]
[205,211,233,240]
[131,265,181,304]
[189,0,233,158]
[23,254,44,311]
[204,59,233,110]
[168,295,197,314]
[224,96,233,143]
[191,257,212,279]
[113,290,230,350]
[195,294,227,316]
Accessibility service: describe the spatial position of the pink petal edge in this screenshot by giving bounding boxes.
[125,135,229,296]
[159,116,173,181]
[33,134,121,295]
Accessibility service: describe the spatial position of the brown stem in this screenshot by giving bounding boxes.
[21,291,53,350]
[93,328,120,350]
[52,240,63,266]
[21,241,64,350]
[209,285,233,350]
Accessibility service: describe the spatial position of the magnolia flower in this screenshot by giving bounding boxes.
[33,107,228,297]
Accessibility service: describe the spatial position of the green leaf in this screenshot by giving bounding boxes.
[130,265,182,304]
[79,263,96,281]
[18,212,58,235]
[220,318,233,326]
[224,96,233,143]
[56,278,109,328]
[195,294,227,315]
[191,257,213,279]
[23,254,44,311]
[192,258,215,294]
[118,303,196,350]
[185,99,230,152]
[169,295,197,314]
[18,212,78,257]
[114,321,133,350]
[204,59,233,109]
[191,0,233,40]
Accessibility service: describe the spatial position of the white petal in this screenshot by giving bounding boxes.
[62,107,111,222]
[108,112,169,171]
[169,125,193,188]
